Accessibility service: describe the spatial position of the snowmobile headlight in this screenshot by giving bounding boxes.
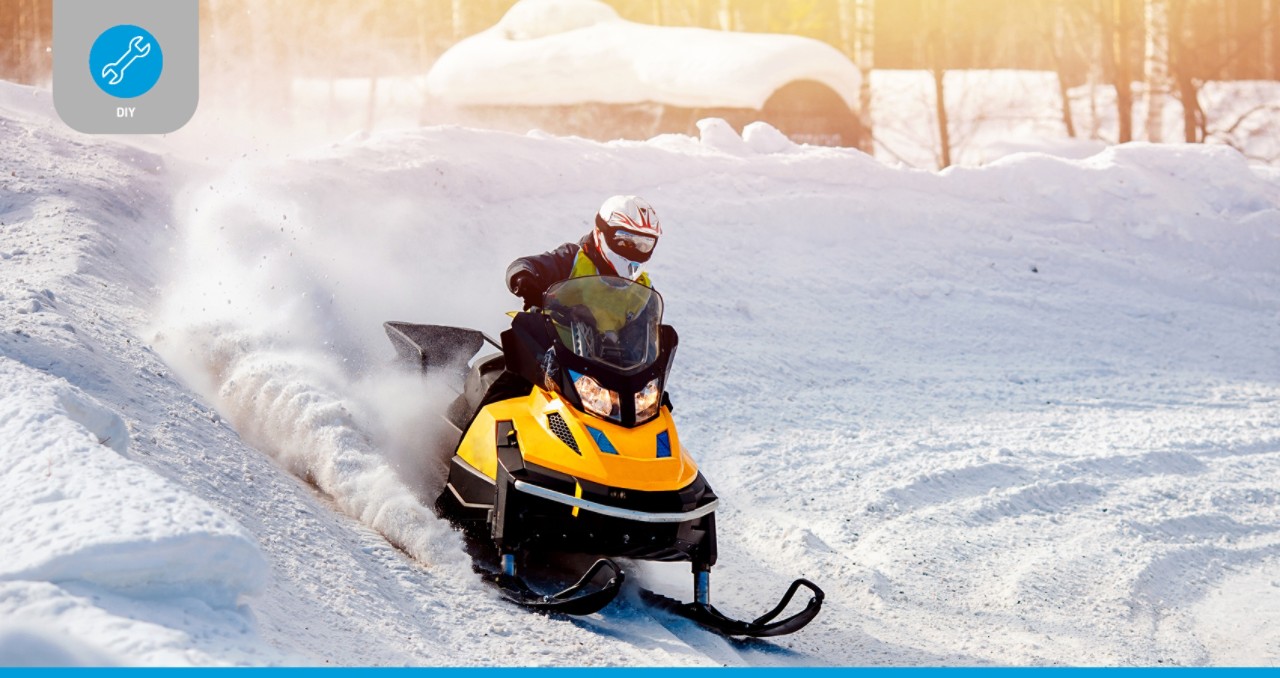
[572,371,619,421]
[635,378,661,422]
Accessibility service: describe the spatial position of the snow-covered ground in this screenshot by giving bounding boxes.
[2,77,1280,666]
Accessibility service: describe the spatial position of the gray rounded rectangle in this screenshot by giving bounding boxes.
[53,0,199,134]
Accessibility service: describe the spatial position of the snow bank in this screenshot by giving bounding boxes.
[0,82,56,126]
[0,358,266,605]
[0,623,117,666]
[0,358,274,665]
[1,83,314,665]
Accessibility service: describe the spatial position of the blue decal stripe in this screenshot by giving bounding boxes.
[586,426,618,454]
[656,431,671,458]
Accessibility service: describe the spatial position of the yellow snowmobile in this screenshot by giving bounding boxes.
[385,275,822,637]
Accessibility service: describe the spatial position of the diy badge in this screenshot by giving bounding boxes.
[53,0,198,134]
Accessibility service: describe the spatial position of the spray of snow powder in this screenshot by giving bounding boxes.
[151,145,523,569]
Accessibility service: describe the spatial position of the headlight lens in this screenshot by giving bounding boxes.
[635,378,661,422]
[573,371,619,421]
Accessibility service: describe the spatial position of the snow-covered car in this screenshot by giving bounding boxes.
[424,0,866,147]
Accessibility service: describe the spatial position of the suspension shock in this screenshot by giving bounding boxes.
[693,563,711,605]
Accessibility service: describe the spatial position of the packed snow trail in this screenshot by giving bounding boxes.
[153,120,1280,665]
[4,78,1280,664]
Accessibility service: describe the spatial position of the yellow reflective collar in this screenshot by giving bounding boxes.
[570,250,651,288]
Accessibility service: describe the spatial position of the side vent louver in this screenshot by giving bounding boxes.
[546,412,580,454]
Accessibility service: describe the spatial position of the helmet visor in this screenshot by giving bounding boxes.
[608,229,657,258]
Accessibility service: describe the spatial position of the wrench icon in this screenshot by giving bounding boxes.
[101,35,151,86]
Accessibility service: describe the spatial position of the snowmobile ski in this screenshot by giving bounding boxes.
[482,556,624,616]
[639,577,824,638]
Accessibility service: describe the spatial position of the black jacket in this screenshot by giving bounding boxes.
[506,232,611,304]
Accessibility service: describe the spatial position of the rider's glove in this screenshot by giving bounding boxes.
[510,272,540,309]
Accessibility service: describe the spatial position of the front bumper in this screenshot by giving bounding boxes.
[442,447,718,565]
[511,480,719,524]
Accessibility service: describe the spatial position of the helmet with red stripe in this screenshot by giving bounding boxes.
[592,195,661,280]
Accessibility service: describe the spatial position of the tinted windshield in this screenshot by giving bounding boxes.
[543,276,663,372]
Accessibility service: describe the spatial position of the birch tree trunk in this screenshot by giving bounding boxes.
[839,1,854,52]
[855,0,875,152]
[452,0,473,40]
[717,0,734,31]
[1143,0,1169,142]
[1112,0,1135,143]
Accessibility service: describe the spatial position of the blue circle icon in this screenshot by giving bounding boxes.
[89,25,164,99]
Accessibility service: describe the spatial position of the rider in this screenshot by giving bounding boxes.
[507,195,661,310]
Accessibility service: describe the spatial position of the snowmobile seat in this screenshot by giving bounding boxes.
[445,353,531,432]
[384,321,489,385]
[464,353,506,410]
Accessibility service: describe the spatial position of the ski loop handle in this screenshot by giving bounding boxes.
[492,558,624,615]
[551,558,623,600]
[752,578,824,626]
[638,576,824,637]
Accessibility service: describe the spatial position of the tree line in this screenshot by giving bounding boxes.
[2,0,1277,161]
[6,0,1275,81]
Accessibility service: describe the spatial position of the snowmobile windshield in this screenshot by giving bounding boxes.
[543,276,663,373]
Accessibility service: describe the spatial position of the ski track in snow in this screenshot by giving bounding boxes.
[2,79,1280,665]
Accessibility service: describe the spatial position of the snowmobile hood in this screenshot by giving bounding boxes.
[457,387,698,493]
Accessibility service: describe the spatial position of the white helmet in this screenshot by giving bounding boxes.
[592,195,661,281]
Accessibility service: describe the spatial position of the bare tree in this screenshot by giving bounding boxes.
[30,0,45,82]
[1087,1,1107,139]
[1168,0,1204,142]
[926,0,952,168]
[837,0,875,153]
[1144,0,1170,142]
[1265,0,1277,80]
[1216,0,1231,67]
[1111,0,1136,143]
[15,0,34,82]
[1042,0,1079,138]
